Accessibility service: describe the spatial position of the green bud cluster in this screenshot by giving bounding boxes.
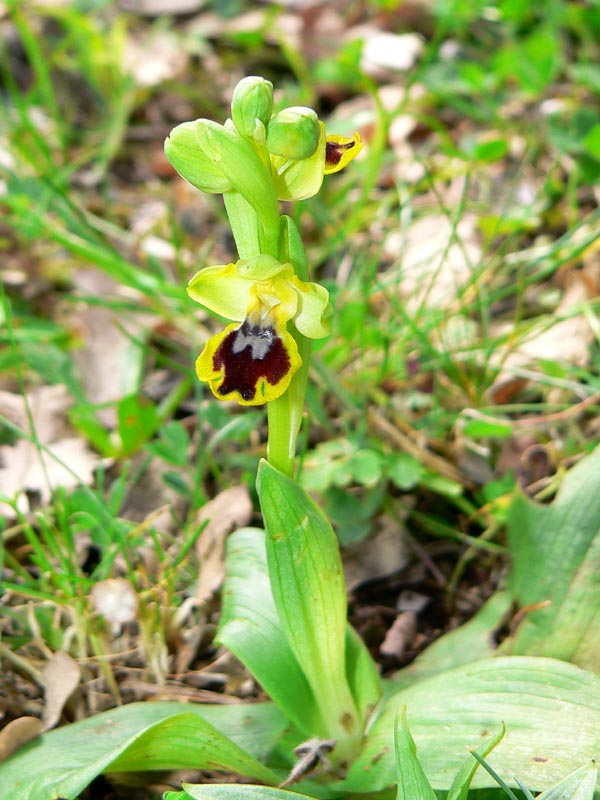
[231,77,320,161]
[165,76,334,221]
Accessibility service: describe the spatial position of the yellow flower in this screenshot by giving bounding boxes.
[188,256,331,406]
[270,125,363,201]
[324,132,364,174]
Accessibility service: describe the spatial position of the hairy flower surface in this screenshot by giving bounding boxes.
[189,256,330,405]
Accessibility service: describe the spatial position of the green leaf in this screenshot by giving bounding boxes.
[107,713,278,780]
[0,701,286,800]
[395,707,437,800]
[387,452,425,490]
[337,657,600,793]
[162,470,192,496]
[256,460,365,753]
[345,625,382,728]
[69,404,114,456]
[347,448,384,487]
[116,393,159,455]
[535,763,598,800]
[582,124,600,160]
[145,421,190,466]
[390,592,512,691]
[419,471,463,497]
[447,724,506,800]
[217,527,324,737]
[493,28,561,95]
[219,527,381,740]
[461,417,513,439]
[471,137,509,162]
[279,215,309,281]
[505,444,600,670]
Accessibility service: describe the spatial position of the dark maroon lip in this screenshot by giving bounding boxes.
[213,319,291,402]
[325,139,355,167]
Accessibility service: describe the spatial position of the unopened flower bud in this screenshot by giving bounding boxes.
[266,107,320,160]
[231,76,274,139]
[164,120,232,194]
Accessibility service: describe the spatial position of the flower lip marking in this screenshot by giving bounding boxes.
[324,132,363,174]
[325,139,354,166]
[212,318,292,403]
[232,320,275,360]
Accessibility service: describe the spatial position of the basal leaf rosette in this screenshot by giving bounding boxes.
[188,255,331,406]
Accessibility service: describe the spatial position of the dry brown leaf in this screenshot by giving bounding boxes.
[0,717,43,762]
[70,271,154,427]
[187,9,269,40]
[194,486,253,606]
[491,277,594,394]
[344,515,411,591]
[120,457,186,532]
[122,29,189,87]
[380,611,418,660]
[90,579,139,627]
[120,0,205,13]
[41,651,81,732]
[24,0,71,6]
[0,384,71,438]
[384,212,482,313]
[0,385,101,517]
[0,389,27,428]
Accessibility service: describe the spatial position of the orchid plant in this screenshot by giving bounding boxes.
[165,76,361,477]
[3,76,600,800]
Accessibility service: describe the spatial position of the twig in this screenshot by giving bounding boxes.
[368,408,465,484]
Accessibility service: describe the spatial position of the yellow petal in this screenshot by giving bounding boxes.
[236,254,288,281]
[324,132,363,175]
[251,276,298,326]
[290,278,331,339]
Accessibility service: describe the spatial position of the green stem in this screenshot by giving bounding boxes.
[266,335,310,477]
[267,396,294,477]
[223,191,262,259]
[222,194,313,477]
[265,217,314,475]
